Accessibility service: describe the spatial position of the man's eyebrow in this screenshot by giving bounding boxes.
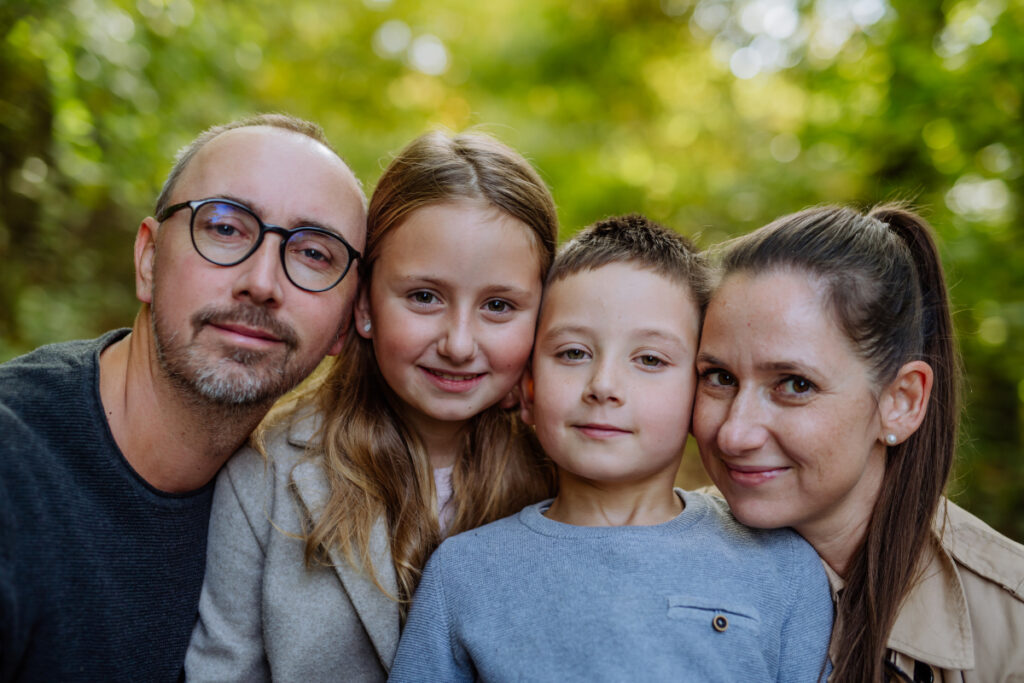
[214,194,344,236]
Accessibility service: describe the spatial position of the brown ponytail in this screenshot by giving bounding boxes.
[718,203,960,681]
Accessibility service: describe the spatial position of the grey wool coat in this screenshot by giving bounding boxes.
[185,415,401,682]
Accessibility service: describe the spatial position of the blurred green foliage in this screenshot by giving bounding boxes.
[2,0,1021,540]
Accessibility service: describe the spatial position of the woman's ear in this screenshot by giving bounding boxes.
[878,360,933,446]
[518,365,536,426]
[354,284,372,340]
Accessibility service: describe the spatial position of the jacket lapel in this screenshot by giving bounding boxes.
[287,421,402,670]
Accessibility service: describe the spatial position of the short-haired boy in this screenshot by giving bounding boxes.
[389,215,833,681]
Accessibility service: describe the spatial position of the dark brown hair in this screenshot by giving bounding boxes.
[549,213,710,312]
[717,204,959,682]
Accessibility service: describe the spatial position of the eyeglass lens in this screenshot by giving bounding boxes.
[192,201,351,291]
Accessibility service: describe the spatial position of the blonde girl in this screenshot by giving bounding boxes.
[186,131,558,682]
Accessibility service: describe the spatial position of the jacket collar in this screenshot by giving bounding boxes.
[286,418,402,670]
[823,533,974,671]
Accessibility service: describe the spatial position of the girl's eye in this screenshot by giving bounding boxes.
[700,369,736,387]
[638,354,663,368]
[484,299,513,313]
[779,376,815,396]
[558,347,589,362]
[410,291,438,305]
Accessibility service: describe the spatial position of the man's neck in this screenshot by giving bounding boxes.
[98,313,270,494]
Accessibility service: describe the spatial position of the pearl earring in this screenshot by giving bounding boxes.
[363,320,371,333]
[886,433,898,445]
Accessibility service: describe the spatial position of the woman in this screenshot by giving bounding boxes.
[693,204,1024,681]
[185,130,558,681]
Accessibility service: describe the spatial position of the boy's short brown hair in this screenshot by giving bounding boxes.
[549,213,710,311]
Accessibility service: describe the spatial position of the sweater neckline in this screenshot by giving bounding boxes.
[517,488,711,538]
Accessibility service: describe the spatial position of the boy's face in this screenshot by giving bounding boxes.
[523,262,700,488]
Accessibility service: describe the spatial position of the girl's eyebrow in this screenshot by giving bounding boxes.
[395,275,533,298]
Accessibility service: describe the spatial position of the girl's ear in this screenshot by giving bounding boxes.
[354,284,372,340]
[878,360,933,446]
[134,217,160,304]
[518,365,536,426]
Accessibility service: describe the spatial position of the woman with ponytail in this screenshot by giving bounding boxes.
[693,204,1024,681]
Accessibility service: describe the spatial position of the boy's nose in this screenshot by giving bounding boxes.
[584,359,622,405]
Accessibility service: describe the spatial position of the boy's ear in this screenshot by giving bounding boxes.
[518,365,536,426]
[134,217,160,304]
[878,360,933,446]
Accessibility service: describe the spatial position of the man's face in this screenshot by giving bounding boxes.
[138,126,365,407]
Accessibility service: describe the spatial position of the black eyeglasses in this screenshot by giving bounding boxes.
[156,198,361,292]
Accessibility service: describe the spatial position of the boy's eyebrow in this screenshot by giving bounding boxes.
[633,328,688,349]
[539,323,593,341]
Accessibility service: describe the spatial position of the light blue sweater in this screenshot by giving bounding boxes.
[389,490,832,682]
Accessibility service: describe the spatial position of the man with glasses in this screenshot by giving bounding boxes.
[0,114,366,681]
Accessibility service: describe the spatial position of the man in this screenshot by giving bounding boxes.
[0,114,367,681]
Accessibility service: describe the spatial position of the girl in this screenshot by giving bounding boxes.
[185,131,558,681]
[693,204,1024,681]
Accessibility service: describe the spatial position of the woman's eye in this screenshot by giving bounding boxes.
[700,369,736,387]
[779,376,815,396]
[484,299,512,313]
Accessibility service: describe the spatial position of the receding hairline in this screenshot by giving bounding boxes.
[155,116,367,216]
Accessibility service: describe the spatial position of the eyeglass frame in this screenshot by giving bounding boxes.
[155,197,362,292]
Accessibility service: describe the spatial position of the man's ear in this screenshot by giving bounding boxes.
[354,284,372,340]
[518,365,536,426]
[134,217,160,304]
[878,360,933,446]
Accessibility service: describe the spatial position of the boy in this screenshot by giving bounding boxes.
[389,215,833,681]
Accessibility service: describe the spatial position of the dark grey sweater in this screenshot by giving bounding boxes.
[0,331,214,681]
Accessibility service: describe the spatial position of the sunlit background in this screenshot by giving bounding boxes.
[2,0,1021,539]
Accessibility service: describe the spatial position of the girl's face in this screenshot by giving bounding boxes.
[692,270,887,549]
[357,199,543,439]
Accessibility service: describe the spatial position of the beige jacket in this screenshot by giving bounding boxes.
[827,498,1024,682]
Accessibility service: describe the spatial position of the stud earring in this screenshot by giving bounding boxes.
[362,320,371,333]
[886,433,898,445]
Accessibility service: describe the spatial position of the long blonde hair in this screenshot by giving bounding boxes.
[300,131,558,611]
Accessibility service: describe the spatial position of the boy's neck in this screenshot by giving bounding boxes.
[544,472,683,527]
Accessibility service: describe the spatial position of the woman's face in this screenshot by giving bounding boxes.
[357,199,543,440]
[692,269,888,548]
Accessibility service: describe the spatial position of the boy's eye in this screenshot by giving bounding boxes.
[558,347,589,362]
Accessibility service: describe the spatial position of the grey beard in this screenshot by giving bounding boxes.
[152,305,308,409]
